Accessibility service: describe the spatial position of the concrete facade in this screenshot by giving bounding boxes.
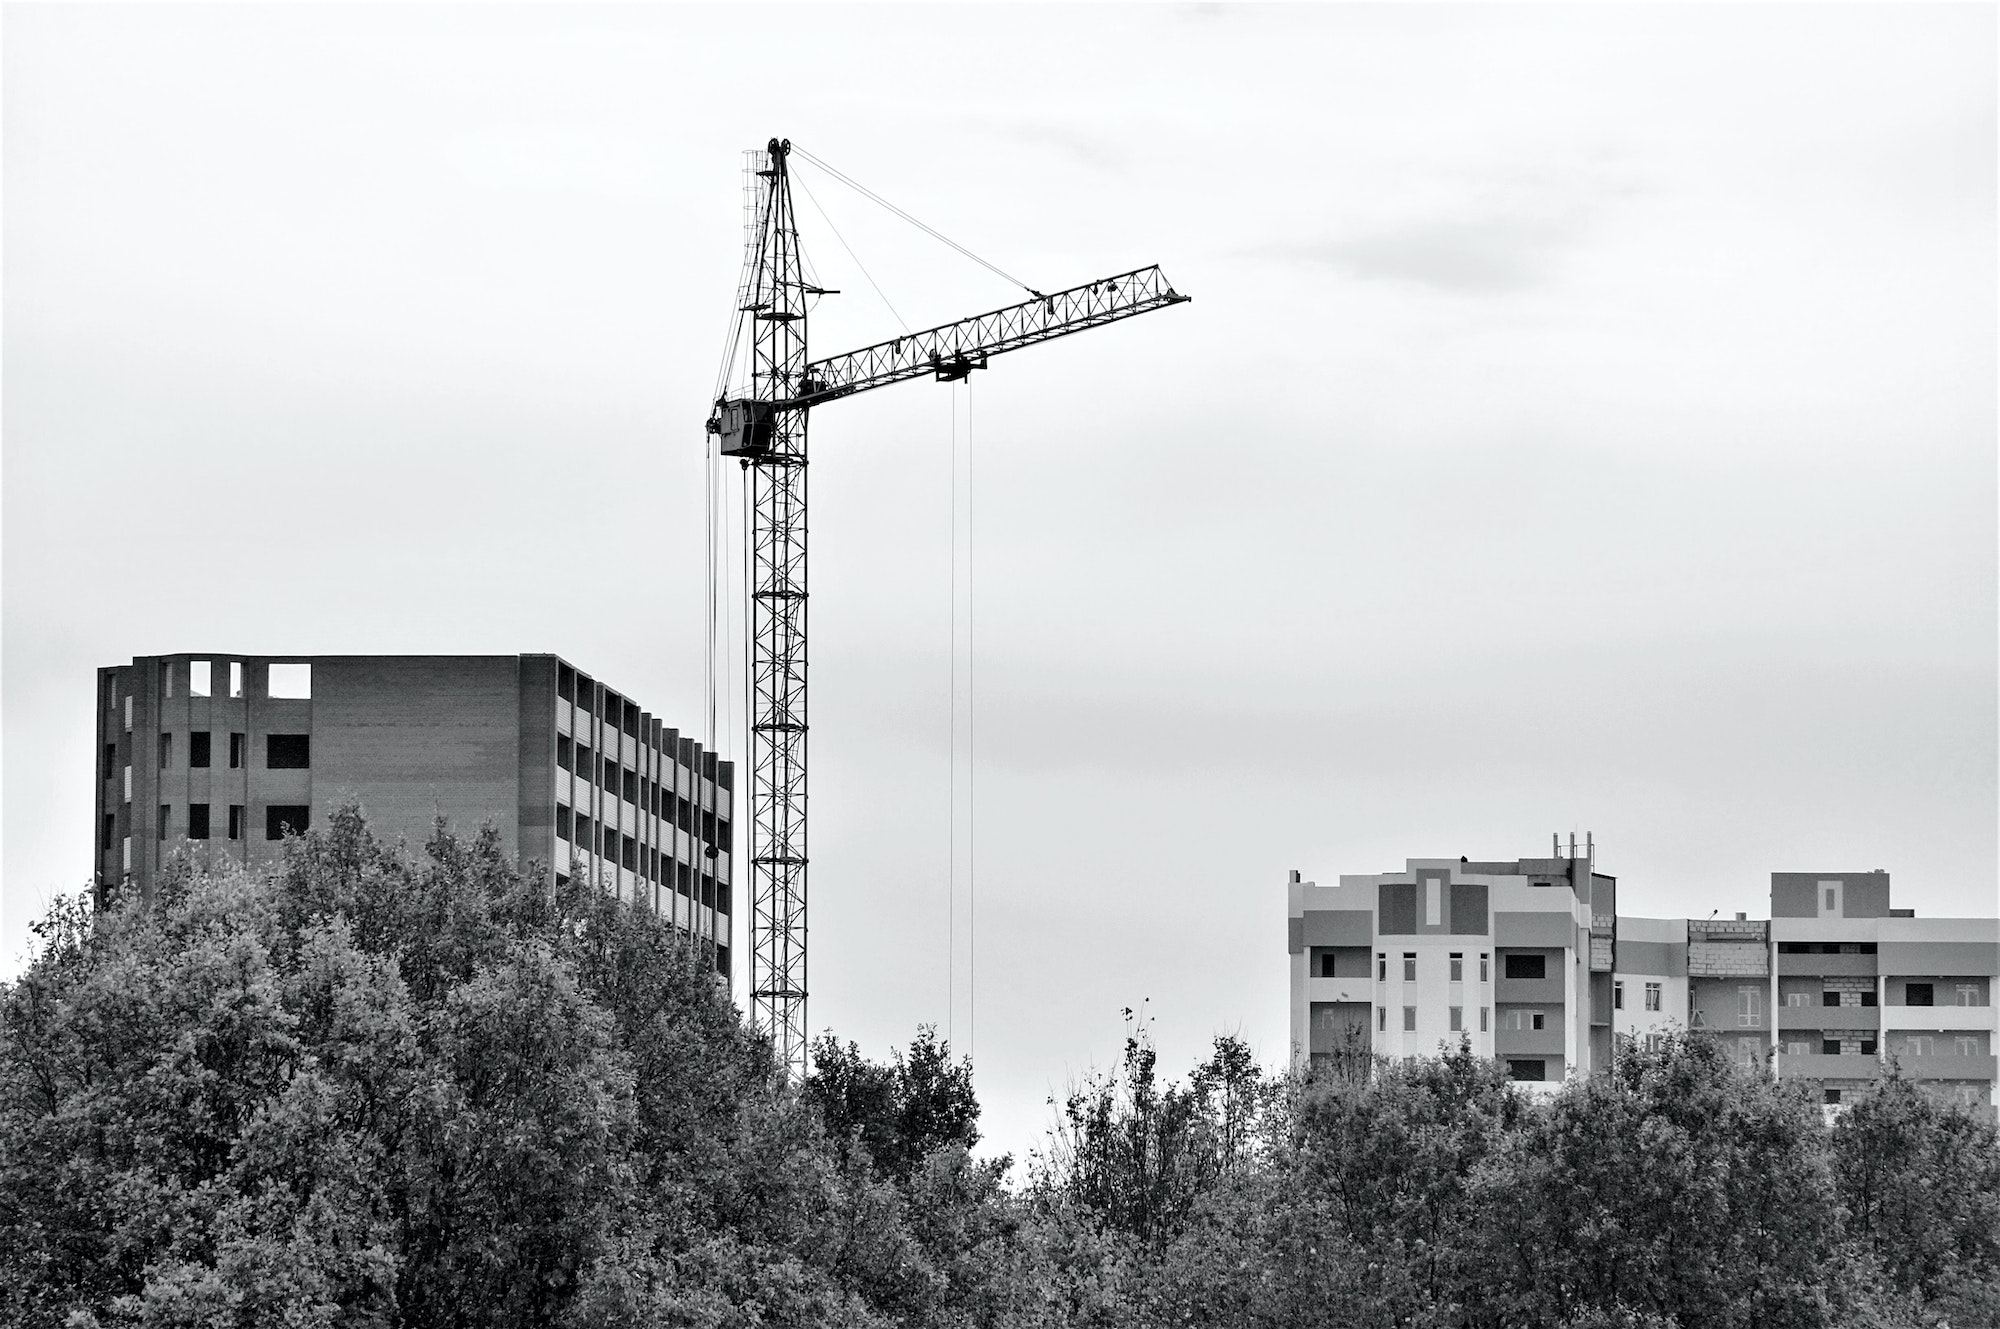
[95,653,734,975]
[1288,851,1999,1118]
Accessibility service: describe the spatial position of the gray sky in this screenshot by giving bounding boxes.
[5,4,1994,1162]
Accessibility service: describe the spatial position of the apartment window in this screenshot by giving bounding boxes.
[227,805,244,840]
[1906,983,1934,1007]
[1904,1036,1933,1057]
[1859,1039,1876,1056]
[1402,953,1416,982]
[1783,1039,1812,1056]
[1645,982,1662,1012]
[1479,953,1489,983]
[1957,985,1982,1007]
[1506,1059,1546,1083]
[1824,887,1837,912]
[229,662,243,698]
[1860,992,1877,1007]
[1317,952,1336,978]
[1450,953,1463,983]
[188,804,210,841]
[229,733,245,769]
[1480,1007,1489,1033]
[1376,953,1387,981]
[1449,1005,1463,1032]
[574,814,594,851]
[1614,980,1625,1010]
[1531,1011,1545,1031]
[1403,1005,1416,1032]
[102,813,116,851]
[189,731,211,768]
[123,765,132,801]
[622,838,637,872]
[1738,1038,1761,1068]
[159,733,173,769]
[158,805,169,840]
[124,696,133,730]
[1824,1088,1842,1105]
[1377,1006,1387,1032]
[190,661,211,697]
[557,736,572,772]
[605,830,622,868]
[1504,953,1546,980]
[164,668,174,699]
[1425,879,1441,926]
[104,742,117,777]
[266,734,310,769]
[266,806,310,840]
[1822,1039,1842,1055]
[1645,1034,1666,1054]
[1786,991,1808,1007]
[267,663,311,699]
[1823,991,1842,1007]
[1738,986,1762,1027]
[558,664,575,703]
[122,837,131,871]
[556,806,571,841]
[623,769,639,804]
[1955,1036,1979,1056]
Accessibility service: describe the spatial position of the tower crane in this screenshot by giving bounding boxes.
[709,137,1188,1078]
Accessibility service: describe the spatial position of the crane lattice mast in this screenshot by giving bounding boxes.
[711,137,1188,1078]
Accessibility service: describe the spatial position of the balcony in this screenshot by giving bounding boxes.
[1306,976,1373,1005]
[1779,1005,1878,1032]
[1777,1052,1883,1080]
[1776,952,1877,978]
[1494,1024,1566,1056]
[1496,977,1566,1005]
[1881,1005,1997,1033]
[1887,1053,1999,1083]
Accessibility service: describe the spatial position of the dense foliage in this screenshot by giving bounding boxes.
[4,810,1996,1328]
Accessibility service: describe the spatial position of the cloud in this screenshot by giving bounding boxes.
[1301,213,1583,294]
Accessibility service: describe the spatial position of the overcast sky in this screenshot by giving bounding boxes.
[5,4,1994,1162]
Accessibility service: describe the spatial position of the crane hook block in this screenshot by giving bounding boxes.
[714,398,776,458]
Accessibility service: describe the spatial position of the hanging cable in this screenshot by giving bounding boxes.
[794,172,912,336]
[966,380,975,1068]
[947,386,957,1047]
[792,146,1044,299]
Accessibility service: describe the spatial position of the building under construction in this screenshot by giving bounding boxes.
[94,652,733,973]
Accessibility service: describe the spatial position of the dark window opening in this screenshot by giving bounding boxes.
[601,756,617,789]
[716,817,731,845]
[1824,1088,1843,1104]
[605,830,621,866]
[189,731,211,768]
[1822,1039,1841,1055]
[715,882,730,915]
[188,804,210,840]
[229,732,245,769]
[622,838,637,871]
[557,736,572,771]
[265,805,310,840]
[1907,983,1934,1007]
[715,943,730,976]
[622,702,639,737]
[104,742,117,777]
[102,813,116,851]
[701,876,714,908]
[556,805,571,840]
[575,744,593,775]
[1505,953,1547,980]
[1860,992,1877,1007]
[266,734,310,769]
[574,814,594,852]
[558,664,575,702]
[159,733,173,769]
[228,805,244,840]
[158,804,170,840]
[1822,992,1841,1006]
[702,809,717,842]
[623,770,638,804]
[1859,1039,1877,1056]
[1506,1059,1546,1083]
[677,862,691,897]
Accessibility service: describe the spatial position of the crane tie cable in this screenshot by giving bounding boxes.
[791,145,1045,299]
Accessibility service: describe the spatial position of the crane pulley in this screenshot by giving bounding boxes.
[708,137,1188,1078]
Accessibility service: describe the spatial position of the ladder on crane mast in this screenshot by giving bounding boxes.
[709,137,1189,1079]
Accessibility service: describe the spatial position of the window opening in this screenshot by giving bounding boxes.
[1614,981,1624,1010]
[190,661,211,697]
[268,662,312,699]
[1402,953,1416,982]
[265,805,310,840]
[228,805,244,840]
[188,804,210,840]
[229,733,245,768]
[158,805,169,840]
[1505,953,1546,980]
[1450,953,1463,983]
[229,662,243,698]
[189,732,211,768]
[266,734,311,769]
[1403,1005,1416,1031]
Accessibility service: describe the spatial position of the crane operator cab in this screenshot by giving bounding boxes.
[710,398,775,458]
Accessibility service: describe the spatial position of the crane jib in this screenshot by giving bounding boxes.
[710,265,1188,454]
